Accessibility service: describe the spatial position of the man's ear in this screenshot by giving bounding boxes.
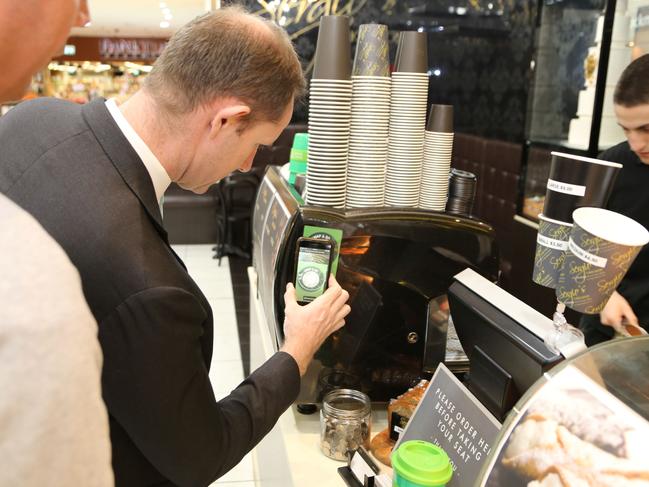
[208,104,251,139]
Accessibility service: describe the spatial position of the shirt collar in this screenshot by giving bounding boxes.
[104,99,171,208]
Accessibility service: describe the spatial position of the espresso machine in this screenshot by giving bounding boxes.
[252,166,499,403]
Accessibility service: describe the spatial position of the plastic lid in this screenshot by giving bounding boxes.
[392,441,453,486]
[292,132,309,150]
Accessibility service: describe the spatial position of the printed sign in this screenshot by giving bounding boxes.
[395,364,501,487]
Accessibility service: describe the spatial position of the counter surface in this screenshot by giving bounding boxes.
[248,267,391,487]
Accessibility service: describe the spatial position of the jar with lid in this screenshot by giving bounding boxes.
[320,388,372,461]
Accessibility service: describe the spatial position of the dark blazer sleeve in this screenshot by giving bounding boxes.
[98,286,300,487]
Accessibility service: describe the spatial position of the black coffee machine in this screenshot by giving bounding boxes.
[252,167,499,403]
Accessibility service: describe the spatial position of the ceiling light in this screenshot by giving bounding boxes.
[160,20,170,28]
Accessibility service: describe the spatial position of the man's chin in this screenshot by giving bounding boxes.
[637,153,649,165]
[185,181,219,194]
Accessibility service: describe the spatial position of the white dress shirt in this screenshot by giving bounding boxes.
[105,99,171,215]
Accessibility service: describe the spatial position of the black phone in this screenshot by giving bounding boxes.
[293,237,334,305]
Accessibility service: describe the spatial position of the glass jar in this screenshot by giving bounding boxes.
[320,388,372,461]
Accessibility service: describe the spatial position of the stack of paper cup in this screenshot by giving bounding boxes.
[446,168,477,216]
[306,15,352,209]
[385,31,429,207]
[420,104,454,211]
[347,23,391,208]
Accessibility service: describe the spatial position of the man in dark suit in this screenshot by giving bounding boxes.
[0,6,350,487]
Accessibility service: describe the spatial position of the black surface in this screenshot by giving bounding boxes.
[229,255,252,376]
[270,201,500,403]
[447,277,563,416]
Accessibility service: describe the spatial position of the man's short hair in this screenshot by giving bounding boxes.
[145,6,305,123]
[614,54,649,107]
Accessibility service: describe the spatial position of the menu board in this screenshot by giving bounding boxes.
[395,364,501,487]
[481,365,649,486]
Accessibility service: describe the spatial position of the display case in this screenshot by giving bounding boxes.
[520,0,648,221]
[477,337,649,485]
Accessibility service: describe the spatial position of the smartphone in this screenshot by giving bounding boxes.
[293,237,333,304]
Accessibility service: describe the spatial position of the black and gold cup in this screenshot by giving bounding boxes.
[532,214,573,289]
[353,24,390,77]
[556,207,649,314]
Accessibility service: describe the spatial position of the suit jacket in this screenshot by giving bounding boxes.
[0,98,300,487]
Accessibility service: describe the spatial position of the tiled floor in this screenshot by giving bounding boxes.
[171,244,256,487]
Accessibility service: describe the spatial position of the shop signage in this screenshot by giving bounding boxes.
[251,0,370,39]
[394,364,501,487]
[99,38,167,60]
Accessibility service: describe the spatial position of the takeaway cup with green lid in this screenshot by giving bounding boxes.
[392,440,453,487]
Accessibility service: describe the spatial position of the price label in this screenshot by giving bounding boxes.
[547,179,586,197]
[537,234,569,251]
[568,238,608,268]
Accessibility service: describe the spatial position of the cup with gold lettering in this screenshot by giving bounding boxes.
[556,207,649,314]
[348,23,391,208]
[532,215,573,289]
[353,23,390,77]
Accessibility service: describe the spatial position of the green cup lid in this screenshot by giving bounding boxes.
[392,441,453,486]
[292,132,309,151]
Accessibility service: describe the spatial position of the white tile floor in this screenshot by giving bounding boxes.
[171,244,256,487]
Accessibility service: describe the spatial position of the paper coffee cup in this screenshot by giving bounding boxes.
[543,152,622,223]
[394,31,428,73]
[352,24,390,77]
[313,15,352,80]
[556,207,649,314]
[532,215,573,289]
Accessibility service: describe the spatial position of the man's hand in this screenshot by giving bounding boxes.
[600,290,638,329]
[280,275,351,376]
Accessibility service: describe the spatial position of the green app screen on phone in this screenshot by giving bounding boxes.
[295,246,331,303]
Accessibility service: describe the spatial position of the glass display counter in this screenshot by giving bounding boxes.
[478,337,649,485]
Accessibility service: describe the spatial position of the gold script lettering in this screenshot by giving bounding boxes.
[252,0,367,40]
[569,261,590,284]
